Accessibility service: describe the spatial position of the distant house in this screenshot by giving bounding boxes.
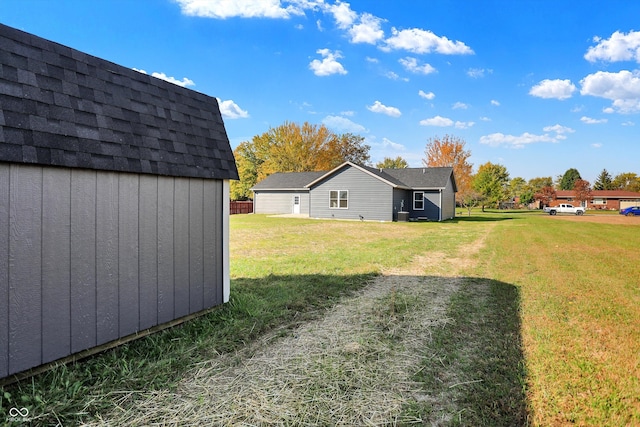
[553,190,640,210]
[252,162,457,222]
[0,24,238,379]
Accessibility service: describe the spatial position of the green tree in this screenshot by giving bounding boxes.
[593,169,614,190]
[376,156,408,169]
[528,176,554,192]
[230,141,260,201]
[473,162,509,211]
[560,168,581,190]
[508,177,527,202]
[612,172,640,192]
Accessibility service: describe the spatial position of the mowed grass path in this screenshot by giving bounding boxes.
[476,213,640,426]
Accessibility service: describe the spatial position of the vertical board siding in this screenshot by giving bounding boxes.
[157,178,175,324]
[139,175,158,330]
[189,179,204,313]
[118,174,140,337]
[70,169,97,353]
[8,165,43,374]
[96,172,119,345]
[202,180,217,307]
[42,168,72,363]
[0,163,9,377]
[173,178,190,318]
[0,164,226,378]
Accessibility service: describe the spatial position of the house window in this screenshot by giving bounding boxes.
[329,190,348,209]
[593,198,607,205]
[413,191,424,210]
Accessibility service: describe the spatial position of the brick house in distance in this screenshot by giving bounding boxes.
[552,190,640,211]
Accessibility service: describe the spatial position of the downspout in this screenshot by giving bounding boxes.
[439,189,442,221]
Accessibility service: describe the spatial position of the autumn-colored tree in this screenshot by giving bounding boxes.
[230,121,370,200]
[612,172,640,192]
[376,156,408,169]
[473,162,509,211]
[423,135,473,203]
[534,186,557,207]
[573,179,592,206]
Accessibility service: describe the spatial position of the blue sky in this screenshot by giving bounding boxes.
[2,0,640,183]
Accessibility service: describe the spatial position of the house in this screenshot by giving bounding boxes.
[252,162,457,222]
[0,24,238,379]
[552,190,640,210]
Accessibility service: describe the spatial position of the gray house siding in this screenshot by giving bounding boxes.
[441,178,456,220]
[255,190,310,215]
[0,163,226,378]
[310,165,393,221]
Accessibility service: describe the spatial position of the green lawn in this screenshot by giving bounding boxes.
[1,211,638,425]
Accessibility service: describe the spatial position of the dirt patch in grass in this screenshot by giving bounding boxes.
[86,228,499,426]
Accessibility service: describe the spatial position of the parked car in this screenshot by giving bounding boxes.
[543,204,585,215]
[620,206,640,216]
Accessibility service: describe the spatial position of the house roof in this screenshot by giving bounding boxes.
[252,162,456,192]
[0,24,238,180]
[556,190,640,199]
[251,170,326,190]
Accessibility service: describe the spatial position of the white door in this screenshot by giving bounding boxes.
[293,195,300,214]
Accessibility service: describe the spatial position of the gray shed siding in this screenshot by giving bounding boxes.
[440,177,456,220]
[0,163,225,377]
[309,166,393,221]
[255,191,310,215]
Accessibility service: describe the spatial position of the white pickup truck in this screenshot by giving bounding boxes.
[543,204,585,215]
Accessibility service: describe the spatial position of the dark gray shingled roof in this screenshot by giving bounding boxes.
[0,24,238,180]
[252,162,455,191]
[251,171,326,190]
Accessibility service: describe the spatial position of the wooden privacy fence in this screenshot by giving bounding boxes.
[230,201,254,214]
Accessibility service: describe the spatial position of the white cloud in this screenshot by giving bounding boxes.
[580,116,608,124]
[384,71,400,80]
[380,137,405,151]
[452,102,468,110]
[529,79,576,100]
[309,48,347,76]
[490,99,500,106]
[383,27,474,55]
[454,121,475,129]
[543,124,575,134]
[467,68,492,78]
[365,56,379,63]
[419,115,452,126]
[480,116,491,122]
[418,90,435,100]
[138,71,196,87]
[367,100,401,117]
[326,0,357,29]
[591,143,603,148]
[322,115,367,133]
[216,98,249,119]
[316,19,323,31]
[622,120,635,126]
[399,57,436,74]
[348,12,385,44]
[174,0,307,19]
[585,30,640,63]
[340,110,355,117]
[580,70,640,113]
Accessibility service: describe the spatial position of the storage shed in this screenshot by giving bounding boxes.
[0,24,238,379]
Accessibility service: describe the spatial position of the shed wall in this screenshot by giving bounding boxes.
[309,166,393,221]
[0,163,225,377]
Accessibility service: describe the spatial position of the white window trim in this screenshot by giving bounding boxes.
[329,190,349,209]
[413,191,424,210]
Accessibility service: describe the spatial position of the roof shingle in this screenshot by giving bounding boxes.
[0,24,238,180]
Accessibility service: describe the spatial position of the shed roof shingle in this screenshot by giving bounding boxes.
[0,24,238,180]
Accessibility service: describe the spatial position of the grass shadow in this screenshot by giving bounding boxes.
[411,276,529,426]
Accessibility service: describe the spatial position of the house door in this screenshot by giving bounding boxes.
[293,195,300,214]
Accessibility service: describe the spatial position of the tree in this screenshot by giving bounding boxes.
[559,168,581,190]
[473,162,509,211]
[534,186,557,207]
[528,176,554,193]
[593,169,614,190]
[230,121,370,200]
[376,156,408,169]
[508,177,527,203]
[612,172,640,192]
[573,179,592,206]
[422,135,473,204]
